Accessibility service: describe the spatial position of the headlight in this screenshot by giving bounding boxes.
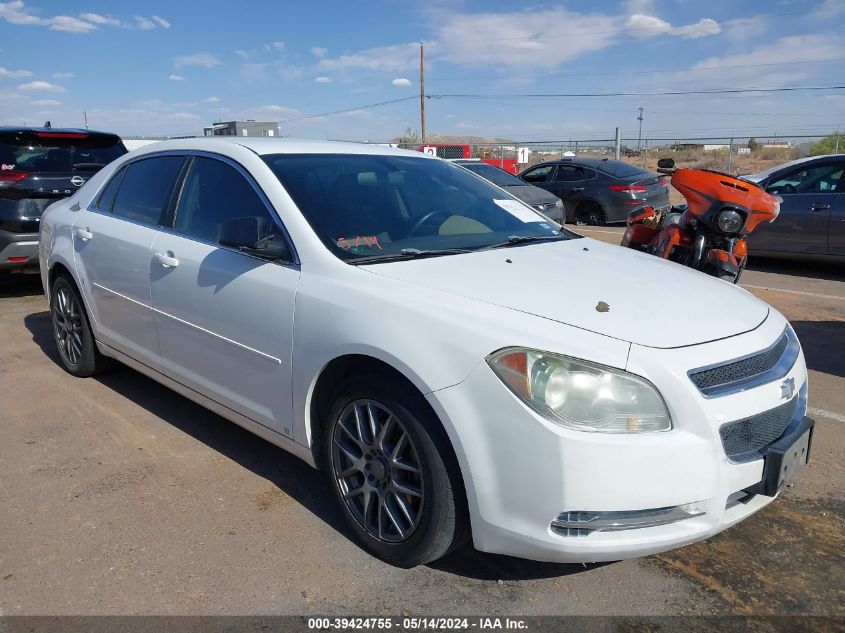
[487,348,672,433]
[717,209,743,233]
[554,199,563,208]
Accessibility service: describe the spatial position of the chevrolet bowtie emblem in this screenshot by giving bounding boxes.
[780,377,796,400]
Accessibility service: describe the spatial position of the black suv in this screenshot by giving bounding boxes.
[0,127,127,272]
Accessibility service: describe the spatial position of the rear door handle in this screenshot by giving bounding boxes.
[152,251,179,268]
[571,187,584,192]
[810,203,831,211]
[75,228,93,241]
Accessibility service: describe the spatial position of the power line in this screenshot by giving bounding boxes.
[430,85,845,99]
[424,57,845,82]
[279,96,417,122]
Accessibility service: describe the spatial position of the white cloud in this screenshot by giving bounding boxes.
[314,76,332,83]
[311,46,327,58]
[49,15,97,32]
[318,42,421,73]
[241,104,302,120]
[168,74,186,81]
[134,16,155,30]
[234,49,251,60]
[31,98,60,106]
[625,14,720,39]
[433,8,618,69]
[17,80,65,92]
[52,72,75,79]
[202,96,220,102]
[392,77,412,87]
[79,12,119,26]
[165,112,200,121]
[0,66,31,78]
[264,41,284,51]
[0,3,170,33]
[174,52,222,68]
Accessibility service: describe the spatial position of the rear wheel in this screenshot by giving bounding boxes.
[324,374,466,566]
[576,202,606,226]
[50,274,112,376]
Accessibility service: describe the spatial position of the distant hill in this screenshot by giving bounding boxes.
[391,134,517,145]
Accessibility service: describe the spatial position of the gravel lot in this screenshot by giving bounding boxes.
[1,237,843,617]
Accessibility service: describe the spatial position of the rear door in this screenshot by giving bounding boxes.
[149,155,299,437]
[750,161,842,254]
[73,155,185,368]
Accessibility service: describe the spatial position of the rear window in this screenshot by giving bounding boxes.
[111,156,184,225]
[0,132,126,174]
[597,160,648,179]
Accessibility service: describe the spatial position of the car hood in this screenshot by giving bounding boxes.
[503,184,559,205]
[362,238,768,349]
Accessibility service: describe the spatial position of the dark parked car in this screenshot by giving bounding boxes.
[518,157,670,225]
[742,154,844,261]
[0,126,127,272]
[453,159,564,222]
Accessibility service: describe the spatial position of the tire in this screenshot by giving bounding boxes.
[323,373,467,567]
[577,202,606,226]
[50,273,112,377]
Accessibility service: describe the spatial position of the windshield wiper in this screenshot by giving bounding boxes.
[478,234,567,251]
[350,247,471,265]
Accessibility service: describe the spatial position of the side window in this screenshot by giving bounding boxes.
[767,163,844,195]
[96,167,124,212]
[553,165,586,182]
[112,156,184,224]
[521,165,553,183]
[173,156,286,248]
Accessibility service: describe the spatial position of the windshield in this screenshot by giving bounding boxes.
[263,153,576,262]
[459,162,524,187]
[0,132,126,173]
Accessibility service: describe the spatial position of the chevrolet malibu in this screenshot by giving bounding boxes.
[39,138,814,566]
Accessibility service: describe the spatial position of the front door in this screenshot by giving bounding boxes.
[149,155,299,437]
[750,161,842,255]
[73,155,185,368]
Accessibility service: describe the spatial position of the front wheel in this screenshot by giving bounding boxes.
[324,374,466,566]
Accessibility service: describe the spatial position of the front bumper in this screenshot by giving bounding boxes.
[426,311,810,563]
[0,228,40,272]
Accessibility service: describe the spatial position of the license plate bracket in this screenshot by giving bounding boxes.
[744,416,814,497]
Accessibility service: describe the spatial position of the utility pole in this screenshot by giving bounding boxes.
[637,107,644,152]
[419,43,426,143]
[727,136,734,173]
[614,127,621,160]
[83,111,88,129]
[836,127,840,154]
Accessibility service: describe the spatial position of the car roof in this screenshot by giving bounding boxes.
[554,156,646,170]
[0,126,120,137]
[131,136,435,159]
[744,154,845,182]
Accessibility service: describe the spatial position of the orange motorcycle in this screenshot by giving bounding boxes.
[620,158,781,283]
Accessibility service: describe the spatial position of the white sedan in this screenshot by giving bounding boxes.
[39,138,814,566]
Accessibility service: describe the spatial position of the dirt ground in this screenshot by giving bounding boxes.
[0,246,843,618]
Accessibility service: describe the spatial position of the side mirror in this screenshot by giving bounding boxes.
[657,158,675,169]
[218,216,290,261]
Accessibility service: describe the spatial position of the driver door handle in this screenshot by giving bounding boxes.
[810,203,831,211]
[152,251,179,268]
[75,228,93,241]
[571,187,585,192]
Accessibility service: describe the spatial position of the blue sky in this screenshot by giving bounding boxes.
[1,0,843,142]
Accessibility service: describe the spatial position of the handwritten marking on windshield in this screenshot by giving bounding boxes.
[337,236,382,251]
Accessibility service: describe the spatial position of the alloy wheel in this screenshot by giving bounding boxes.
[331,399,425,542]
[53,286,83,366]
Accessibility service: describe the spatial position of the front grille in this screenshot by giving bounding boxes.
[435,146,466,159]
[689,329,795,397]
[719,396,797,461]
